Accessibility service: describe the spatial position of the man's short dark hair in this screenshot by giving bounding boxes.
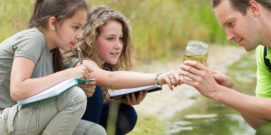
[212,0,271,15]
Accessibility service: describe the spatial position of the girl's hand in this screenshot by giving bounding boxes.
[74,63,92,79]
[74,62,96,97]
[78,81,96,97]
[158,70,183,90]
[123,91,147,105]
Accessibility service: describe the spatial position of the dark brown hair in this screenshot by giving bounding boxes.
[29,0,88,72]
[212,0,271,15]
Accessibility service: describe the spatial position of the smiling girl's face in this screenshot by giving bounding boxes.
[96,20,124,65]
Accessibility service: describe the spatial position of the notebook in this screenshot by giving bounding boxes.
[17,78,95,106]
[108,85,162,99]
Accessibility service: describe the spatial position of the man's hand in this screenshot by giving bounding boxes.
[211,69,240,91]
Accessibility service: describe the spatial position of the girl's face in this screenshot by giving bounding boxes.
[55,9,87,51]
[96,20,124,65]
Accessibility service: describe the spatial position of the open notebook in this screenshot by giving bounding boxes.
[17,78,95,106]
[108,85,162,99]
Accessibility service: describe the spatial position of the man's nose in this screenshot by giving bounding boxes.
[226,30,235,41]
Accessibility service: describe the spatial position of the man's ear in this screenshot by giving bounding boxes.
[248,0,260,16]
[48,16,57,31]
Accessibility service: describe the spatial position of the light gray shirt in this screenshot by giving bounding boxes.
[0,27,53,110]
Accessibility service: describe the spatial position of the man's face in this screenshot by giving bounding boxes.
[214,0,261,51]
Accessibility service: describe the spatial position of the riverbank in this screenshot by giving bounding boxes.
[133,45,246,119]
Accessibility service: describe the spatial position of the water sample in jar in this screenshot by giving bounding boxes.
[183,40,208,65]
[182,40,208,80]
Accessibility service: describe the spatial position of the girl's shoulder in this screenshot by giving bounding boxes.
[1,27,45,46]
[16,27,44,41]
[0,27,47,62]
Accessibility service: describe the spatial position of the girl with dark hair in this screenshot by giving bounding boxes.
[0,0,105,134]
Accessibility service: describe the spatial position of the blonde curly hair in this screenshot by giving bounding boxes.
[79,6,134,71]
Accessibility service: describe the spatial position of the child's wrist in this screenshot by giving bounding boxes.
[154,73,162,85]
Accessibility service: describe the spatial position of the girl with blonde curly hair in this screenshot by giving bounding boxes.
[64,6,182,135]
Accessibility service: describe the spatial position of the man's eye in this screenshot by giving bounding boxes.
[228,22,234,27]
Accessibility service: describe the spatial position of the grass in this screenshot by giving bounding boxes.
[128,113,166,135]
[91,0,228,61]
[1,0,228,61]
[0,0,34,41]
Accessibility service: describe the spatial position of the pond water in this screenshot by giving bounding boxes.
[167,51,257,135]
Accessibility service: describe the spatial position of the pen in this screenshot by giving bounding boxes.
[77,46,83,64]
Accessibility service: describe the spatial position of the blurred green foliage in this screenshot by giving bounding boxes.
[0,0,227,61]
[256,122,271,135]
[128,113,166,135]
[92,0,228,61]
[0,0,34,42]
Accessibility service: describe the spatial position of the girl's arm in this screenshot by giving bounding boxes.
[10,57,91,101]
[82,60,181,90]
